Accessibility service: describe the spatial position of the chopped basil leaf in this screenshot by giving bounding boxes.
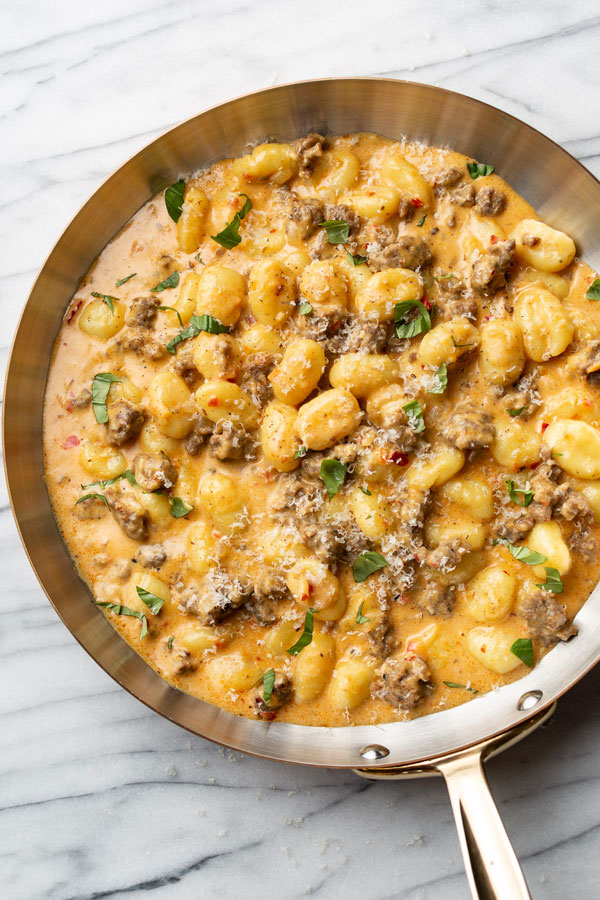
[403,400,425,433]
[166,313,230,353]
[586,278,600,300]
[91,373,121,424]
[170,497,193,518]
[94,601,148,640]
[150,271,179,292]
[434,273,455,281]
[159,305,183,327]
[319,220,350,244]
[416,214,426,227]
[537,566,564,594]
[320,458,347,499]
[287,608,315,655]
[359,486,372,495]
[81,469,137,490]
[468,162,494,179]
[115,273,136,287]
[294,445,308,459]
[507,479,534,508]
[167,636,174,650]
[299,301,313,315]
[346,251,367,266]
[508,406,527,417]
[165,180,185,223]
[356,601,369,624]
[428,363,448,395]
[194,253,204,263]
[443,681,479,693]
[510,638,533,667]
[261,668,275,704]
[136,586,165,616]
[211,193,252,249]
[494,538,547,566]
[91,292,117,313]
[75,492,109,507]
[451,335,475,349]
[394,299,432,339]
[353,551,388,583]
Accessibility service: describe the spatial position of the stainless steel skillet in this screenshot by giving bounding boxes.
[4,77,600,900]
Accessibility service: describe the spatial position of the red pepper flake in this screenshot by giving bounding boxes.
[530,460,541,470]
[541,422,549,433]
[422,298,432,311]
[398,594,411,605]
[207,398,219,407]
[270,227,276,233]
[411,197,424,208]
[388,450,409,467]
[490,234,498,244]
[62,435,80,449]
[66,300,83,324]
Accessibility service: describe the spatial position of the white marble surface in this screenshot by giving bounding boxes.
[2,1,600,897]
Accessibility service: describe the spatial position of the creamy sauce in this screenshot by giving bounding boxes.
[44,132,600,726]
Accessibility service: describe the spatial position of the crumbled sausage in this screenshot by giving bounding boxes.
[300,441,359,479]
[475,187,507,217]
[451,184,476,207]
[324,203,360,235]
[424,539,469,572]
[368,619,395,658]
[419,579,455,616]
[373,655,432,710]
[252,671,293,719]
[133,452,177,492]
[203,335,238,381]
[172,354,201,387]
[295,133,326,173]
[72,388,92,409]
[289,196,326,239]
[518,589,577,646]
[247,570,290,625]
[241,353,276,407]
[327,315,389,355]
[269,475,323,518]
[119,329,167,360]
[73,495,108,520]
[126,296,161,329]
[470,239,515,295]
[435,276,478,319]
[434,166,462,193]
[296,307,346,343]
[209,419,256,461]
[105,482,149,541]
[180,569,252,625]
[368,236,433,272]
[163,642,196,676]
[521,233,540,247]
[570,340,600,384]
[183,414,214,456]
[493,507,535,544]
[106,401,144,446]
[569,524,596,562]
[440,403,496,450]
[136,543,168,569]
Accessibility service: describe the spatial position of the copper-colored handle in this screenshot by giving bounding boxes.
[437,749,530,900]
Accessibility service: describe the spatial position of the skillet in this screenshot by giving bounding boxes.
[5,77,600,900]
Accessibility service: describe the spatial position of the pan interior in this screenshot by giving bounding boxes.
[5,78,600,768]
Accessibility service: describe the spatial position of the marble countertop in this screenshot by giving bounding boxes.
[2,1,600,897]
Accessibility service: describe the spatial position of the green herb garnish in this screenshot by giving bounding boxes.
[451,335,475,349]
[91,292,118,313]
[468,162,494,179]
[586,278,600,300]
[91,373,121,424]
[294,445,308,459]
[211,194,252,249]
[94,601,148,640]
[299,301,313,315]
[508,406,527,417]
[165,180,185,223]
[359,486,372,496]
[136,586,165,616]
[394,299,432,339]
[320,220,350,244]
[353,551,388,583]
[443,681,479,693]
[159,305,184,327]
[494,538,547,566]
[151,271,180,292]
[320,459,347,499]
[510,638,533,668]
[403,400,425,433]
[507,479,534,508]
[416,215,426,227]
[356,601,369,625]
[81,469,137,490]
[115,273,136,287]
[75,492,109,507]
[167,636,174,650]
[166,313,230,354]
[170,497,194,518]
[346,251,367,266]
[537,566,564,594]
[261,668,275,704]
[428,363,448,395]
[287,608,315,655]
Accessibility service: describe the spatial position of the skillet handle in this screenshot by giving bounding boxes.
[436,749,530,900]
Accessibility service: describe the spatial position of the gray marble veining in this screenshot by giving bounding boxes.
[2,1,600,897]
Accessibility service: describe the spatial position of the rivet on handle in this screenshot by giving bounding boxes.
[517,689,543,710]
[359,744,390,760]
